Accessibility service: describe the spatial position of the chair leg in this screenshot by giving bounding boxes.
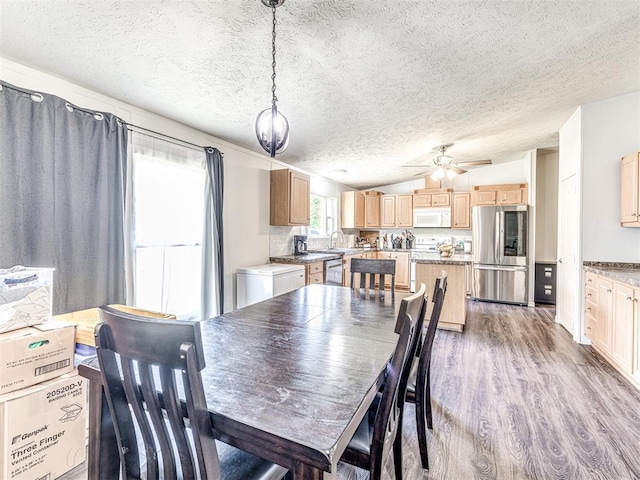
[393,426,403,480]
[426,367,433,430]
[415,396,430,470]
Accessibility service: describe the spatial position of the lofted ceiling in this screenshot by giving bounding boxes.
[1,1,639,189]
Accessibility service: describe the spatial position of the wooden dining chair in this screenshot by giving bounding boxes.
[95,305,289,480]
[339,311,415,480]
[404,272,448,470]
[350,258,397,299]
[392,283,428,479]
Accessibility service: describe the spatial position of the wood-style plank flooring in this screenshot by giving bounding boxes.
[61,300,640,480]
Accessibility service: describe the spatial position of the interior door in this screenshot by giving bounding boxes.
[557,174,579,337]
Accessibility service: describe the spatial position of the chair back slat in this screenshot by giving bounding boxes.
[95,305,221,480]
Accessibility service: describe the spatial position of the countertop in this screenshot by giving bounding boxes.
[412,253,473,265]
[269,253,342,264]
[583,262,640,288]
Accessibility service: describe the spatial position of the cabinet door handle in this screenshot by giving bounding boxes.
[587,278,592,283]
[586,307,591,311]
[607,289,612,293]
[587,293,592,297]
[627,296,633,301]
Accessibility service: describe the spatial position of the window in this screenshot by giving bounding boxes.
[130,134,206,318]
[310,194,337,236]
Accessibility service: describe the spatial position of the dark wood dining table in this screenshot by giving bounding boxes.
[78,284,404,479]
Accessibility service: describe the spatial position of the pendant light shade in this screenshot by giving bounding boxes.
[256,104,290,156]
[256,0,289,158]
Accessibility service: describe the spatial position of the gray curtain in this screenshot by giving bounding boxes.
[201,147,224,318]
[0,81,127,314]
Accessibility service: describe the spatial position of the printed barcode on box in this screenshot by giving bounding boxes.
[34,359,70,376]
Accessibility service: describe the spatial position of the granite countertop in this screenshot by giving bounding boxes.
[583,262,640,288]
[269,253,342,264]
[412,253,473,265]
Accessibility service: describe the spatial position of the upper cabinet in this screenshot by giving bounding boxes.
[341,191,365,229]
[364,191,381,229]
[451,192,471,229]
[621,151,640,227]
[472,183,528,206]
[380,195,396,228]
[413,190,451,207]
[270,169,310,226]
[396,194,413,227]
[380,194,413,228]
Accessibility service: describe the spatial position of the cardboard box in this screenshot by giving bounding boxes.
[0,267,54,334]
[0,321,75,395]
[53,304,176,346]
[0,371,87,480]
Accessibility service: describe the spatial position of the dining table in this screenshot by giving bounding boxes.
[78,284,406,479]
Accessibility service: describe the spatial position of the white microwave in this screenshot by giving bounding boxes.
[413,208,451,228]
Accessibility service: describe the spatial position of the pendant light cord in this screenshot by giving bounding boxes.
[271,5,278,105]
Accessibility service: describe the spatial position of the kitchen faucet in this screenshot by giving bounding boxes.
[329,230,345,249]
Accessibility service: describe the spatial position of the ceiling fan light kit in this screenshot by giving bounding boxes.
[255,0,290,158]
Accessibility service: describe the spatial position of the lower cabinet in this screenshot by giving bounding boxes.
[414,262,467,332]
[342,253,362,287]
[376,251,410,289]
[307,262,324,285]
[585,270,640,388]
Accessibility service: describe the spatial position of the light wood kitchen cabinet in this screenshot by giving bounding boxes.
[306,262,324,285]
[620,151,640,226]
[451,192,471,229]
[413,191,451,207]
[341,191,365,229]
[270,169,310,226]
[471,183,528,206]
[595,275,613,355]
[612,282,635,372]
[364,192,381,228]
[584,269,640,389]
[380,195,396,228]
[414,262,467,332]
[396,194,413,227]
[342,253,362,287]
[380,194,413,228]
[377,251,410,289]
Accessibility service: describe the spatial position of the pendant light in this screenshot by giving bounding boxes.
[256,0,290,157]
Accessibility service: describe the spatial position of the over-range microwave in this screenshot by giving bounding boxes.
[413,208,451,228]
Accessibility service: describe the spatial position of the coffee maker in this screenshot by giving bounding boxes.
[293,235,308,255]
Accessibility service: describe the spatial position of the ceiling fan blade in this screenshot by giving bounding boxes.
[454,159,492,167]
[450,166,467,175]
[402,164,433,168]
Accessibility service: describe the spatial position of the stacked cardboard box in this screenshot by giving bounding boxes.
[0,320,85,479]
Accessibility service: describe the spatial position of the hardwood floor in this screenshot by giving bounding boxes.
[61,300,640,480]
[337,300,640,480]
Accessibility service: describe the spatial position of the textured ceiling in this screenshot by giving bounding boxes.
[1,1,639,189]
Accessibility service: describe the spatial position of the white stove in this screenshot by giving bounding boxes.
[410,236,452,291]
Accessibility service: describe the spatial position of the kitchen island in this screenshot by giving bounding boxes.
[413,253,473,332]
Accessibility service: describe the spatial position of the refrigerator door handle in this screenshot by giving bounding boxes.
[497,208,505,265]
[494,210,501,263]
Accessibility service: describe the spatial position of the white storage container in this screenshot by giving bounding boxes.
[0,267,54,333]
[236,264,306,309]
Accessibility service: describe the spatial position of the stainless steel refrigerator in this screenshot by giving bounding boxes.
[471,205,528,304]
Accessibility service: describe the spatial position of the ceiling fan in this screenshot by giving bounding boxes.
[402,144,492,180]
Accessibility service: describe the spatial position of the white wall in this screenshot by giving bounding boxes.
[581,91,640,262]
[1,57,348,312]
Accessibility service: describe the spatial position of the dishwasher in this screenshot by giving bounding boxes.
[324,259,343,286]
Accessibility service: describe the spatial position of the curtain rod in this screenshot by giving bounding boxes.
[127,124,212,152]
[1,82,216,154]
